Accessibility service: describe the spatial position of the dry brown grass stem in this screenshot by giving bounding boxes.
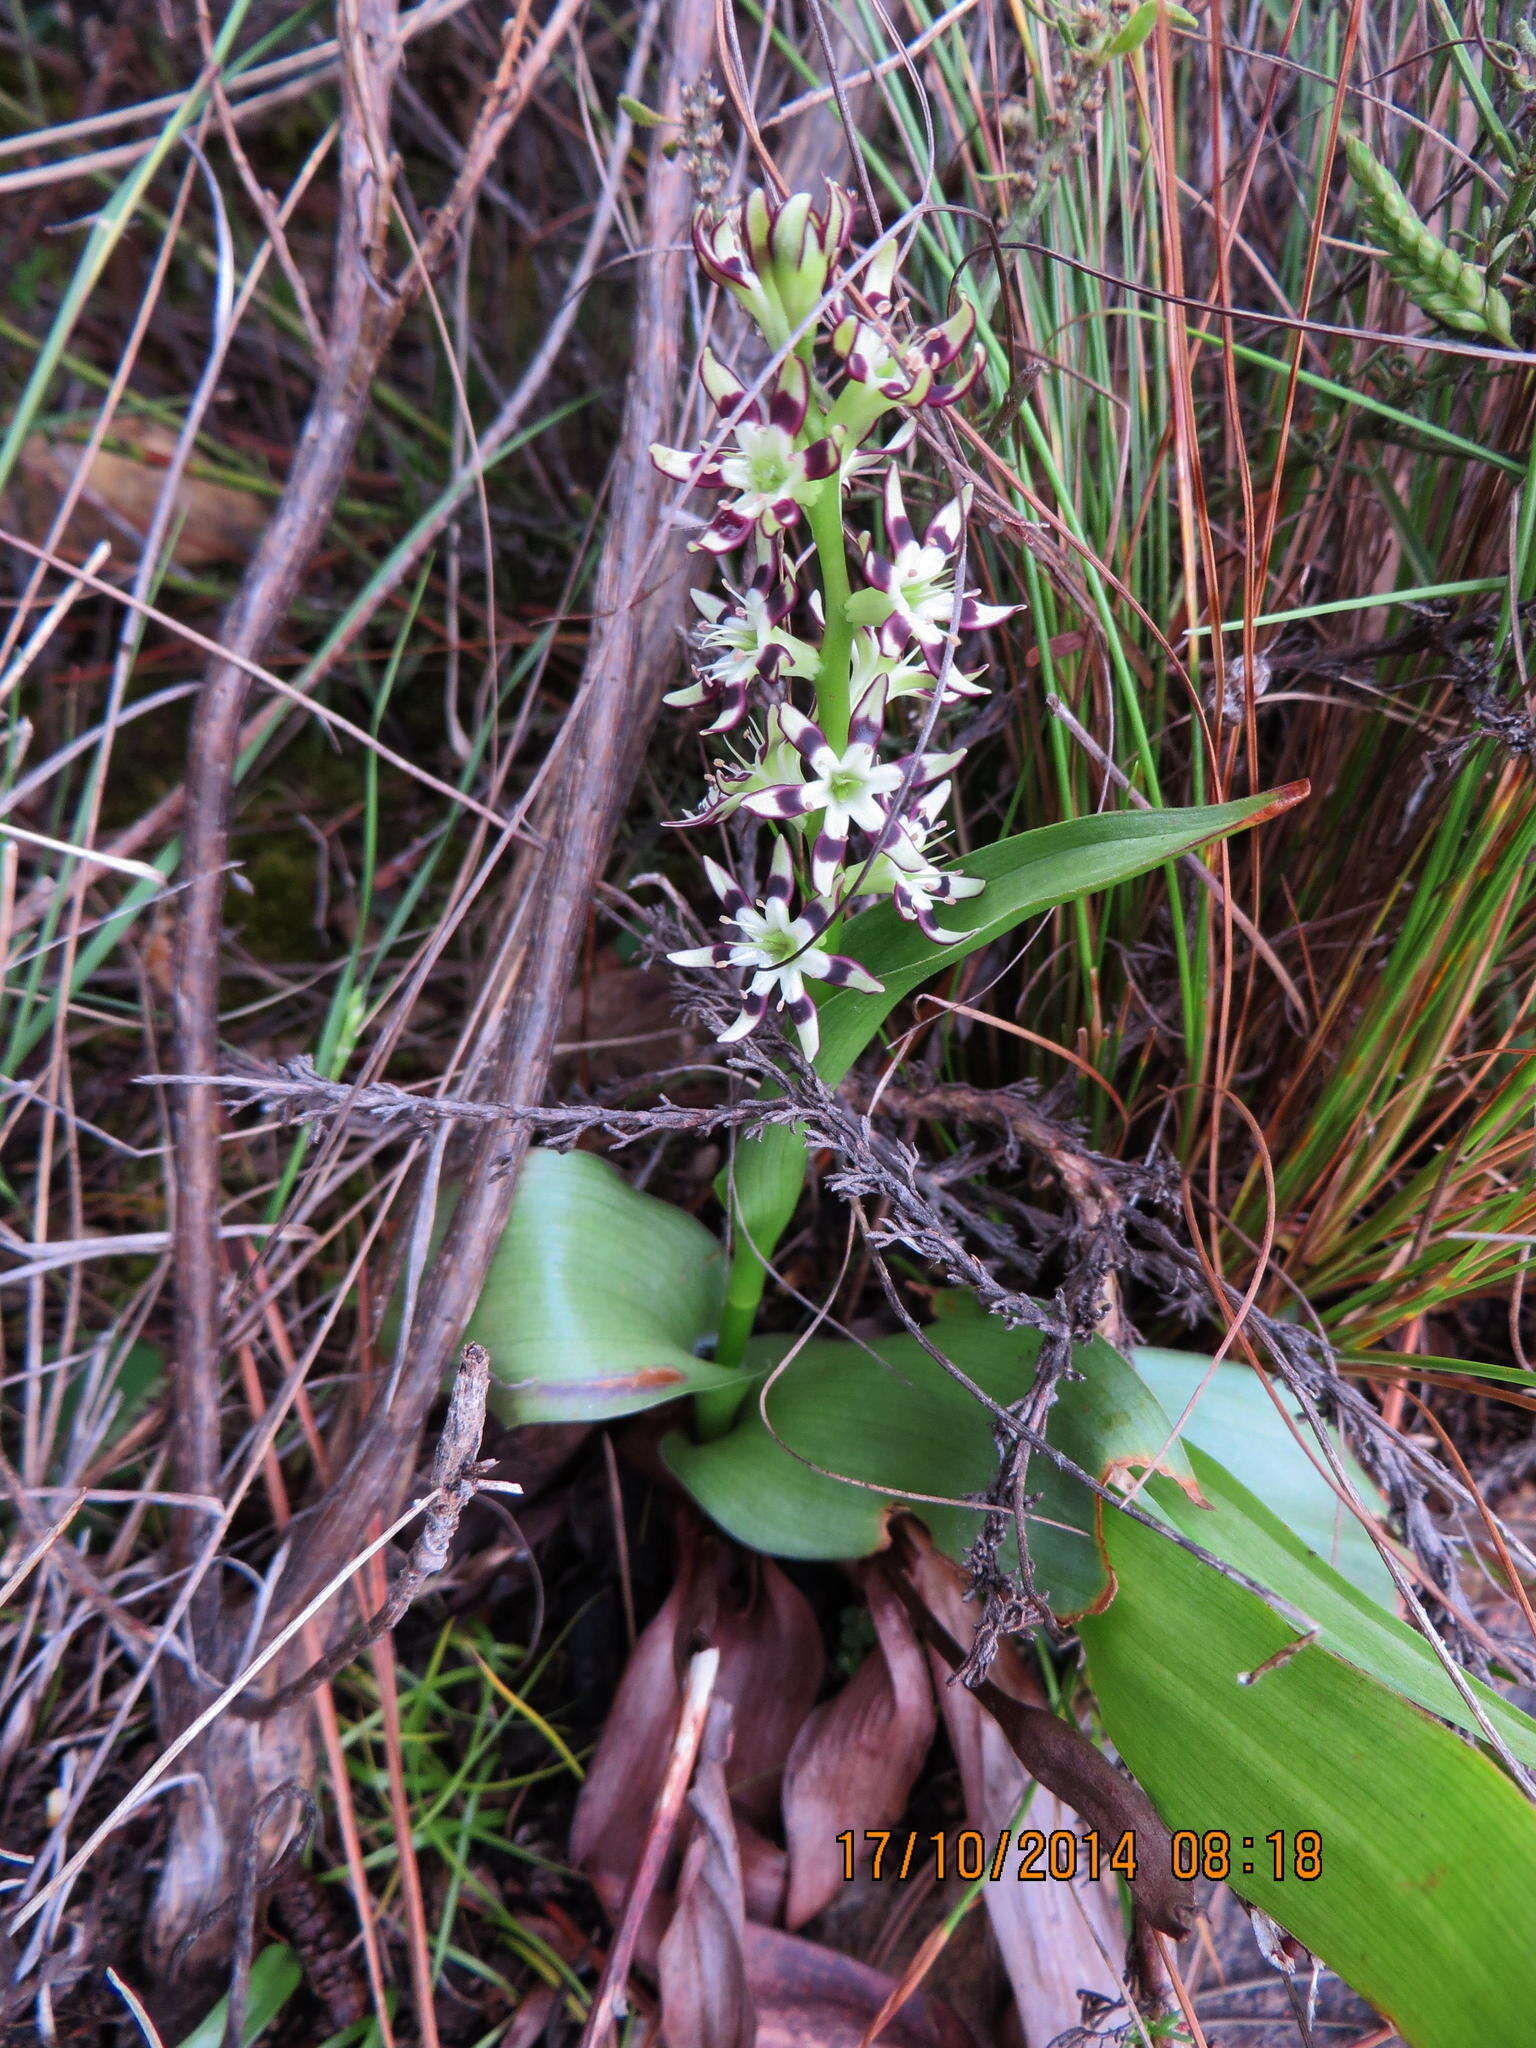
[261,0,718,1641]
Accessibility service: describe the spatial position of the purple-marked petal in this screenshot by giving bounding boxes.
[920,300,976,367]
[778,705,826,764]
[820,954,884,992]
[799,436,840,481]
[927,348,985,409]
[694,511,756,555]
[668,941,738,968]
[742,786,816,820]
[924,491,967,554]
[768,354,810,435]
[700,346,757,421]
[811,825,847,896]
[650,443,698,482]
[955,596,1019,631]
[766,835,795,899]
[884,469,915,553]
[702,855,748,916]
[848,682,887,752]
[718,986,771,1043]
[784,990,819,1058]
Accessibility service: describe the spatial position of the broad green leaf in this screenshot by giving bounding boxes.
[1081,1511,1536,2048]
[720,790,1305,1342]
[175,1945,301,2048]
[458,1149,734,1422]
[1146,1447,1536,1768]
[665,1306,1197,1614]
[1129,1347,1394,1602]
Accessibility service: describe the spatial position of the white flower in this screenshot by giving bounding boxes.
[859,473,1016,663]
[740,686,962,895]
[848,627,985,710]
[861,783,986,941]
[664,569,819,733]
[667,837,882,1058]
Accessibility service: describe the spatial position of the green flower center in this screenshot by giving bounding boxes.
[748,447,793,495]
[759,921,801,963]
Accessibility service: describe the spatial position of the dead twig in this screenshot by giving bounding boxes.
[167,0,590,1652]
[578,1647,721,2048]
[263,0,717,1642]
[169,0,405,1646]
[222,1344,506,1720]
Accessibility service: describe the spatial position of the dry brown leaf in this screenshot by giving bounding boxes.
[12,420,267,572]
[902,1535,1128,2048]
[782,1563,936,1930]
[744,1924,974,2048]
[714,1554,825,1826]
[571,1536,821,1928]
[571,1569,688,1925]
[498,1984,561,2048]
[737,1813,789,1927]
[657,1698,757,2048]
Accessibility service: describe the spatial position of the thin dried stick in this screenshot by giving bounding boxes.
[578,1647,721,2048]
[264,0,717,1635]
[165,0,584,1647]
[168,0,405,1642]
[225,1345,501,1719]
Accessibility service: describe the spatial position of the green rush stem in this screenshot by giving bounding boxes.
[705,1286,761,1411]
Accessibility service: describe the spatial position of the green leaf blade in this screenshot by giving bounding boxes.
[456,1149,734,1421]
[174,1945,301,2048]
[1129,1347,1395,1602]
[1082,1512,1536,2048]
[1149,1446,1536,1768]
[666,1309,1196,1614]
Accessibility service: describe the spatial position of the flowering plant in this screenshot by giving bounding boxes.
[652,182,1007,1063]
[630,182,1296,1391]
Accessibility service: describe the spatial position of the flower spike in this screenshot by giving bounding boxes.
[660,184,1014,1052]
